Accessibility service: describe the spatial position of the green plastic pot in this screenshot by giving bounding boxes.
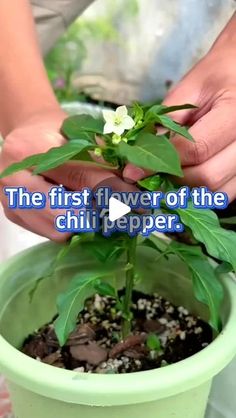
[0,241,236,418]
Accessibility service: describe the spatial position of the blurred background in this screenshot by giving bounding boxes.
[43,0,235,105]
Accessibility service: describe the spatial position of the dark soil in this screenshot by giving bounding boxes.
[22,291,212,374]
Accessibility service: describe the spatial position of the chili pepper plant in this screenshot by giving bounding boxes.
[1,102,236,348]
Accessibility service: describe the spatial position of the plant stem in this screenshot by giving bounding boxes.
[122,235,137,340]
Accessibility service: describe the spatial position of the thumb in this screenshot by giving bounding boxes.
[45,162,115,191]
[162,78,200,124]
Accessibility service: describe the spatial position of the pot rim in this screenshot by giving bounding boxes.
[0,242,236,406]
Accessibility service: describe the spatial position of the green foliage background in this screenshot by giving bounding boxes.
[45,0,139,102]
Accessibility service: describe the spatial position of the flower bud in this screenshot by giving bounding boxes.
[112,134,122,145]
[94,147,102,157]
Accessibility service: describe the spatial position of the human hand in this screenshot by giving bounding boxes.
[124,13,236,202]
[0,109,135,241]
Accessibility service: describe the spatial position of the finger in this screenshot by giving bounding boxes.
[162,78,200,124]
[175,140,236,193]
[12,206,70,242]
[172,104,236,166]
[45,161,139,194]
[3,207,22,225]
[2,130,65,163]
[218,176,236,203]
[123,163,153,183]
[0,171,71,242]
[3,205,68,242]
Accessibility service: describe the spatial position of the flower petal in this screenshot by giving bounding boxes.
[116,105,128,118]
[103,122,114,134]
[123,115,135,129]
[113,125,125,135]
[102,110,115,123]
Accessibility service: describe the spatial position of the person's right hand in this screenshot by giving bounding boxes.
[123,13,236,203]
[0,109,135,241]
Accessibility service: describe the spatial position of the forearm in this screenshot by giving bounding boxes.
[0,0,60,136]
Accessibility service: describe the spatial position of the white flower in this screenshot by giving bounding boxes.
[102,105,135,135]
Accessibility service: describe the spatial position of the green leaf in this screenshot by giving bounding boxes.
[188,259,223,331]
[220,216,236,225]
[161,177,175,192]
[94,279,117,298]
[146,103,197,117]
[159,104,197,114]
[102,147,119,166]
[0,153,44,179]
[155,115,194,142]
[33,140,92,174]
[176,204,236,272]
[168,242,223,331]
[75,131,95,142]
[55,235,84,264]
[62,114,104,140]
[118,133,183,176]
[74,151,98,164]
[139,235,168,253]
[141,99,163,112]
[0,140,92,179]
[126,123,156,141]
[29,276,49,302]
[146,334,161,352]
[215,262,233,274]
[132,102,144,123]
[138,175,162,191]
[54,271,101,346]
[84,234,125,263]
[139,238,162,254]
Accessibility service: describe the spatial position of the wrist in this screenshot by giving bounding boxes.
[14,102,65,127]
[1,97,63,137]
